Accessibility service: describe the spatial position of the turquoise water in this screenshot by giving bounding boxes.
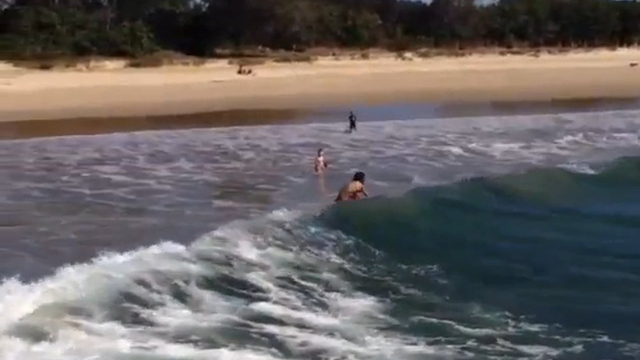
[320,157,640,353]
[1,109,639,359]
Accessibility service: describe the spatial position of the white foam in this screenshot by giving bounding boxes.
[558,163,597,174]
[496,338,563,357]
[2,109,640,359]
[4,109,640,225]
[410,316,503,337]
[4,210,461,359]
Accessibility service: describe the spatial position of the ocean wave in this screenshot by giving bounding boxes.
[0,210,445,359]
[319,156,640,341]
[1,150,639,359]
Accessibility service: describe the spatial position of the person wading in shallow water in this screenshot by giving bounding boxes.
[335,171,368,202]
[348,111,357,133]
[314,148,329,174]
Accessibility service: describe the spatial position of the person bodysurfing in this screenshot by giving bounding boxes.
[335,171,368,202]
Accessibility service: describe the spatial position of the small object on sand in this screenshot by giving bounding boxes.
[237,65,254,75]
[630,62,638,68]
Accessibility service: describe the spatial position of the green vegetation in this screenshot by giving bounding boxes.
[2,0,640,60]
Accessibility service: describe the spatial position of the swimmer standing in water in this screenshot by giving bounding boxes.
[348,111,357,133]
[335,171,368,202]
[314,148,329,174]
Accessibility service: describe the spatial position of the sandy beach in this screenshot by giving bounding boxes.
[1,49,640,131]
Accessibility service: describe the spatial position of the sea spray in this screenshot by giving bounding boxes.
[2,108,640,359]
[2,158,639,358]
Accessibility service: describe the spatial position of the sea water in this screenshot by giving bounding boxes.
[0,109,639,359]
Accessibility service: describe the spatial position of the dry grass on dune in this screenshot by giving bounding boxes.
[126,51,206,68]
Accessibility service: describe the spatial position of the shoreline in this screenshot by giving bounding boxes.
[0,109,316,140]
[3,98,640,140]
[2,49,640,138]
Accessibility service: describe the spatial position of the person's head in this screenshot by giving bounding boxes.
[352,171,365,184]
[317,148,324,157]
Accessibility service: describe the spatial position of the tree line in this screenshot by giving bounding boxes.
[2,0,640,59]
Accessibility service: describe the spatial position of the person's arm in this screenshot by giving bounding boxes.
[358,183,368,198]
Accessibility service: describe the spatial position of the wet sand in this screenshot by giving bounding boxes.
[0,109,313,140]
[2,49,640,139]
[2,97,640,140]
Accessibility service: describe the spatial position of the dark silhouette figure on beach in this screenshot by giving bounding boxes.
[237,65,253,75]
[348,111,357,133]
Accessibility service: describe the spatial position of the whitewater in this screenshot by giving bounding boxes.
[1,109,639,359]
